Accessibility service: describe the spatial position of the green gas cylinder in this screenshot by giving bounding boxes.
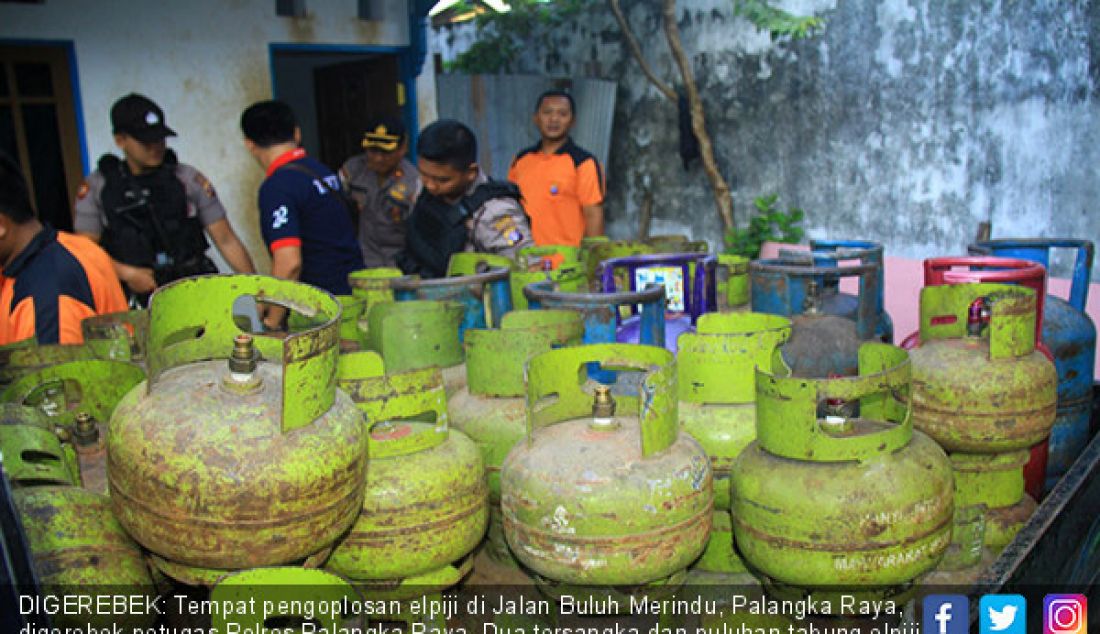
[0,404,80,487]
[290,294,365,351]
[2,359,146,493]
[581,240,655,289]
[909,284,1057,553]
[107,276,367,584]
[677,312,790,573]
[717,255,750,311]
[731,344,954,588]
[329,354,488,588]
[15,486,156,630]
[366,299,467,396]
[501,344,713,586]
[449,309,584,565]
[910,284,1057,452]
[0,310,146,387]
[80,309,149,362]
[348,267,416,349]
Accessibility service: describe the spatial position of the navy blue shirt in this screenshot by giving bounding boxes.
[259,149,363,295]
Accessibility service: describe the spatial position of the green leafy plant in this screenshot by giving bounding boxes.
[446,0,590,74]
[723,193,805,259]
[733,0,824,40]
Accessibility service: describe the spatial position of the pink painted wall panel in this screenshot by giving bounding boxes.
[757,243,1099,378]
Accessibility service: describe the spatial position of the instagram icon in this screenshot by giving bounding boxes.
[1045,595,1087,634]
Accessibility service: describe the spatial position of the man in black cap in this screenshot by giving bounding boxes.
[338,114,419,268]
[74,93,255,305]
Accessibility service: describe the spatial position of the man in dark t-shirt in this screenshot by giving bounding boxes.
[240,100,363,329]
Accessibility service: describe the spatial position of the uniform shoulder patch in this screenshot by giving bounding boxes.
[491,215,524,246]
[194,173,216,199]
[76,182,90,201]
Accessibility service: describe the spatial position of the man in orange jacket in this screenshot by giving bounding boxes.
[508,90,605,247]
[0,153,127,346]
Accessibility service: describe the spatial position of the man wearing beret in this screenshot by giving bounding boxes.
[338,115,420,269]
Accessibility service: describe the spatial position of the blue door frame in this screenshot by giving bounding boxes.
[268,41,420,160]
[0,38,89,174]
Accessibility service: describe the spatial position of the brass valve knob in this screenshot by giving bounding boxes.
[73,411,99,447]
[228,334,258,375]
[590,385,619,431]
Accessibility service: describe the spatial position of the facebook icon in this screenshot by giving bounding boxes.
[923,595,969,634]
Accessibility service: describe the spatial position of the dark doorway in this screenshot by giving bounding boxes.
[271,48,406,172]
[315,58,400,171]
[0,43,83,232]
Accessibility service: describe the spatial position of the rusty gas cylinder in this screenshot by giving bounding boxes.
[15,486,156,630]
[731,343,954,587]
[448,309,584,566]
[501,344,712,586]
[328,355,488,584]
[910,284,1057,452]
[107,276,367,578]
[677,312,791,574]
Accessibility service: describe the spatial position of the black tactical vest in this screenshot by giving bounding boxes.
[398,180,521,278]
[97,151,212,277]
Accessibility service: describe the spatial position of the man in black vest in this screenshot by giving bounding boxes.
[74,94,255,306]
[397,119,533,278]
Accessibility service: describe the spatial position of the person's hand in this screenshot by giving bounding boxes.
[124,267,157,294]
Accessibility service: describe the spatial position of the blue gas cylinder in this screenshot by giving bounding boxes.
[750,257,877,377]
[970,238,1096,491]
[805,240,894,343]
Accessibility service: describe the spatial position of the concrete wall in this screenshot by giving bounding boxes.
[0,0,414,273]
[435,0,1100,280]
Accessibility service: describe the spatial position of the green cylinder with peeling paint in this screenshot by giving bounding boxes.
[717,255,750,310]
[501,344,713,586]
[336,295,365,348]
[449,310,584,564]
[3,359,146,431]
[0,342,95,387]
[15,486,156,629]
[950,450,1030,551]
[910,284,1058,452]
[518,245,582,267]
[730,343,954,587]
[329,360,488,581]
[509,263,587,311]
[950,450,1028,508]
[107,276,367,574]
[581,240,655,287]
[984,494,1036,552]
[81,309,149,361]
[0,404,80,487]
[348,267,415,349]
[366,299,467,396]
[678,313,790,573]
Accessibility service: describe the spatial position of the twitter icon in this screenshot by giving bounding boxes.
[981,594,1027,634]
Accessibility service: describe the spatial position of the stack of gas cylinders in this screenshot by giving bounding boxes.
[0,233,1094,632]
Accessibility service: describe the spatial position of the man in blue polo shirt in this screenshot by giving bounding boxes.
[240,100,363,329]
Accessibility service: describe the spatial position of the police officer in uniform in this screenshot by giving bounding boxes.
[74,94,255,305]
[398,119,533,279]
[338,115,419,268]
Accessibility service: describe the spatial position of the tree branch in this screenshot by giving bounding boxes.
[608,0,677,102]
[661,0,734,231]
[638,186,654,239]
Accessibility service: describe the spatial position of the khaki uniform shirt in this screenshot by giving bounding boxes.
[465,170,534,260]
[73,162,227,236]
[338,155,419,268]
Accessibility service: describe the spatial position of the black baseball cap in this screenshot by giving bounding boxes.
[111,93,177,143]
[361,115,406,151]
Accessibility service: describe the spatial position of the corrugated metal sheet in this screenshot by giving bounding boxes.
[436,74,616,180]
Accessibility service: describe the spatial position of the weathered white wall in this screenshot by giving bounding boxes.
[436,0,1100,280]
[0,0,414,272]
